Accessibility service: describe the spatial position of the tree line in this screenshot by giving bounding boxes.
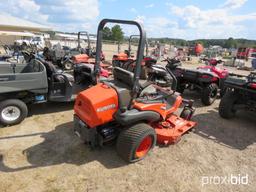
[148,37,256,49]
[101,25,256,48]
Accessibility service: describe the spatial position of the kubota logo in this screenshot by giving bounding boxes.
[97,104,116,112]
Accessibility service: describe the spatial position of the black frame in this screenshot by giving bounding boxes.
[94,19,146,98]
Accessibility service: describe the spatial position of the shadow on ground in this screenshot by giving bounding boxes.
[28,102,75,116]
[0,122,126,172]
[193,109,256,150]
[0,102,74,128]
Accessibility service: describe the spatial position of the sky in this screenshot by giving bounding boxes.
[0,0,255,40]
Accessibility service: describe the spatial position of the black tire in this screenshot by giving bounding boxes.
[201,83,218,106]
[116,123,156,163]
[0,99,28,126]
[220,87,231,98]
[219,91,239,119]
[180,108,193,120]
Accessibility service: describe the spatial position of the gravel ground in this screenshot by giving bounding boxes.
[0,59,255,192]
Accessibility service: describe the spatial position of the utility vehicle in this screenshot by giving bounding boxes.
[0,53,102,126]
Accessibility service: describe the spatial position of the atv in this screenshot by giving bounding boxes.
[74,19,196,163]
[197,58,229,96]
[219,72,256,119]
[163,57,229,105]
[0,52,106,126]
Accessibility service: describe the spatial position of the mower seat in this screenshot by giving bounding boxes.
[111,67,156,110]
[114,109,160,126]
[111,67,135,110]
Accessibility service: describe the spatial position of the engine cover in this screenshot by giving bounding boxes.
[74,83,118,128]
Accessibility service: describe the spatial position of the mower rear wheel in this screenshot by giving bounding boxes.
[201,83,218,106]
[219,91,239,119]
[116,123,156,163]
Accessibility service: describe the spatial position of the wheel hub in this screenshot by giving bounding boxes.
[210,89,217,98]
[1,106,21,121]
[135,136,152,158]
[65,62,73,70]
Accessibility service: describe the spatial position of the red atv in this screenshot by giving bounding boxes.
[197,58,229,96]
[163,57,230,105]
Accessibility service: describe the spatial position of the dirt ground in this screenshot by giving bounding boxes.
[0,59,255,192]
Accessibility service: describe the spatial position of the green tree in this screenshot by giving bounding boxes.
[102,26,112,40]
[111,25,124,42]
[224,37,237,48]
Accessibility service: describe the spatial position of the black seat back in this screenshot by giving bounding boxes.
[113,67,134,89]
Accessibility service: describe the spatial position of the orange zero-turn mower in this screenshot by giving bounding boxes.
[74,19,197,163]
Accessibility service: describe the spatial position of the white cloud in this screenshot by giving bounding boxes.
[168,3,256,39]
[41,0,99,21]
[0,0,99,32]
[145,4,155,8]
[0,0,48,24]
[222,0,247,9]
[135,15,185,38]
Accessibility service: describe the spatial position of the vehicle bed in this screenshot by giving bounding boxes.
[0,60,48,94]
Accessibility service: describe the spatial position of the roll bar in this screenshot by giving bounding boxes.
[94,19,146,96]
[128,35,149,56]
[77,31,90,49]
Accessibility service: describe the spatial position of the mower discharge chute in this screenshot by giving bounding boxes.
[74,19,196,163]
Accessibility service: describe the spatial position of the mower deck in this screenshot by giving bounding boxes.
[153,115,196,145]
